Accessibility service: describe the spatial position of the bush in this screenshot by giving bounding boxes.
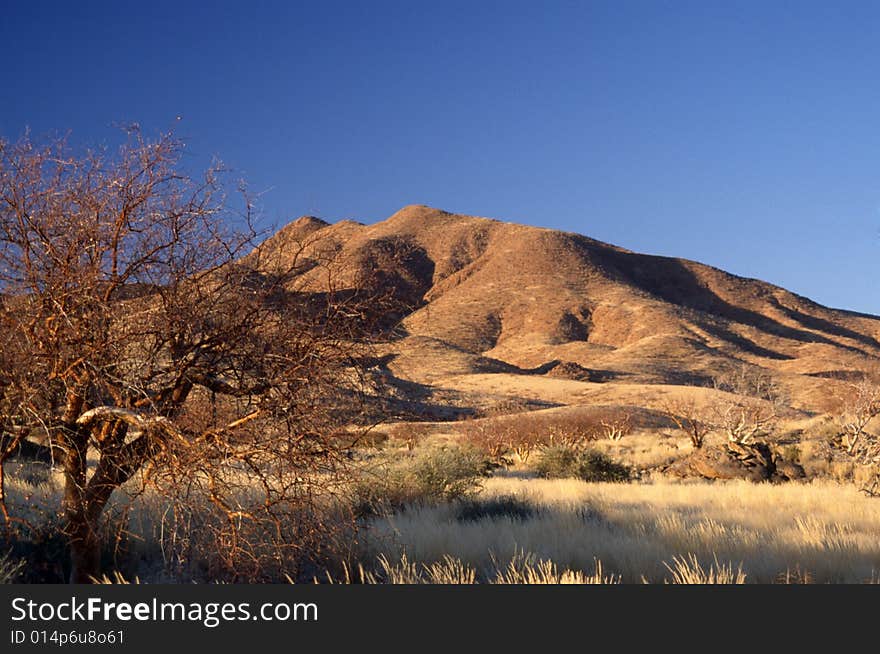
[462,409,627,465]
[532,446,631,483]
[354,445,490,515]
[460,419,512,461]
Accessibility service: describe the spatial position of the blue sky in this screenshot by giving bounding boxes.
[2,1,880,313]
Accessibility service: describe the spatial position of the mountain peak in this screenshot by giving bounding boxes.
[291,214,330,230]
[256,206,880,412]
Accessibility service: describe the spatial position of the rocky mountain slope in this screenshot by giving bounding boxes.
[257,204,880,416]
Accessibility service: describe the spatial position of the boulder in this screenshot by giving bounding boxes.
[667,441,803,483]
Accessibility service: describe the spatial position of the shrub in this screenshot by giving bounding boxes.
[595,409,634,441]
[354,445,489,515]
[532,446,631,483]
[532,445,579,478]
[409,446,489,500]
[460,419,511,461]
[462,410,625,464]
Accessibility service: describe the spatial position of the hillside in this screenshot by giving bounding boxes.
[256,205,880,417]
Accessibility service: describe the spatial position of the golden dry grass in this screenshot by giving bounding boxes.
[363,477,880,583]
[7,453,880,583]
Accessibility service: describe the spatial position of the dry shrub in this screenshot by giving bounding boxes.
[595,409,634,441]
[460,418,512,461]
[829,378,880,494]
[539,413,604,448]
[461,408,634,465]
[712,398,778,445]
[353,445,489,515]
[662,399,713,449]
[133,482,359,583]
[532,446,632,483]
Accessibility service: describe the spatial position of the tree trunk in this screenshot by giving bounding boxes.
[63,421,145,583]
[60,408,98,583]
[67,516,101,583]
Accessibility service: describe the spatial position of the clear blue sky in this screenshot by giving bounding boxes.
[3,1,880,313]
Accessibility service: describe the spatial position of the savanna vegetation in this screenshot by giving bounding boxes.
[2,131,880,585]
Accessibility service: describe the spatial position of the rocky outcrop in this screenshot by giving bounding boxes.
[667,441,805,482]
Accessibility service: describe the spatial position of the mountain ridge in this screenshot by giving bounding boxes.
[259,204,880,414]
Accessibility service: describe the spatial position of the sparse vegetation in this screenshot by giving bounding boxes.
[1,150,879,586]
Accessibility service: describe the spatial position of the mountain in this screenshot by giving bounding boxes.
[257,205,880,416]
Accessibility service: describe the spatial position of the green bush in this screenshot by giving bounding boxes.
[532,446,631,483]
[354,445,490,515]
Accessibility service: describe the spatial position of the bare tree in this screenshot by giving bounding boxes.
[597,409,633,441]
[832,378,880,495]
[712,398,777,445]
[541,413,601,449]
[712,363,785,404]
[708,364,785,445]
[504,419,542,463]
[661,399,713,449]
[0,129,385,582]
[836,378,880,457]
[461,418,510,461]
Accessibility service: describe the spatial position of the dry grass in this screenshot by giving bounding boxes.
[362,477,880,583]
[324,551,618,584]
[662,554,746,584]
[7,453,880,583]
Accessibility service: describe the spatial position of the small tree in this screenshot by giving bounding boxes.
[713,363,785,404]
[504,417,543,463]
[836,378,880,457]
[662,399,713,449]
[833,378,880,495]
[597,409,633,441]
[713,398,776,445]
[461,418,510,461]
[542,413,599,449]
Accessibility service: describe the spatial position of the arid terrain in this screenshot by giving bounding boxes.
[5,200,880,584]
[268,203,880,417]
